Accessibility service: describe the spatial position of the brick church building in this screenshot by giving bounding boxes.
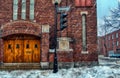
[0,0,97,69]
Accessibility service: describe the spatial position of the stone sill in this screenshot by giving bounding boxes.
[49,49,73,53]
[57,49,73,52]
[81,51,89,54]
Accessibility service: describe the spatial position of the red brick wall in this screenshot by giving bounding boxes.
[0,0,97,63]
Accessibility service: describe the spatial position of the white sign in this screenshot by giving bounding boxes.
[58,6,70,12]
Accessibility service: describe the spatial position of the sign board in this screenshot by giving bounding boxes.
[58,6,70,12]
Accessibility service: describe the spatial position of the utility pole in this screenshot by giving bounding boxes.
[53,2,58,73]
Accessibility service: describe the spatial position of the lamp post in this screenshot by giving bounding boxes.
[52,0,61,73]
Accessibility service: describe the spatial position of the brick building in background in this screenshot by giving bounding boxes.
[0,0,97,69]
[98,29,120,57]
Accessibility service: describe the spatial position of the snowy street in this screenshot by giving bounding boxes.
[0,65,120,78]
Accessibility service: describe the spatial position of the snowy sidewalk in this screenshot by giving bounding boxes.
[98,55,120,67]
[0,66,120,78]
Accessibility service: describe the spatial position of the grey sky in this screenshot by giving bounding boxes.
[97,0,118,19]
[97,0,118,36]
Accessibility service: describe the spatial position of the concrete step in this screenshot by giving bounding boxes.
[0,63,41,70]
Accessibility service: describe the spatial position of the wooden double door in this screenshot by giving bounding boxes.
[4,39,40,63]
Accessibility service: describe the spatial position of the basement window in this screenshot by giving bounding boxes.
[13,0,18,20]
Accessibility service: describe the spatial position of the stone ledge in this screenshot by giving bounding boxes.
[80,11,88,15]
[49,49,73,53]
[57,49,73,52]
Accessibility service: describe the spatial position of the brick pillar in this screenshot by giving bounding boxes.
[0,39,3,63]
[0,39,1,62]
[0,28,3,63]
[40,25,50,68]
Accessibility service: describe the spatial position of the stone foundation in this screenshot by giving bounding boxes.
[49,62,74,69]
[74,61,98,67]
[49,61,98,69]
[58,62,74,69]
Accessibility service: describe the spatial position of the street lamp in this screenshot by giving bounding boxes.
[52,0,61,73]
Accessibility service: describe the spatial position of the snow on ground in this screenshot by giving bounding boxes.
[0,66,120,78]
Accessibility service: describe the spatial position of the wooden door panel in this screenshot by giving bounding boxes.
[14,40,23,63]
[24,40,33,63]
[4,40,14,63]
[32,40,40,62]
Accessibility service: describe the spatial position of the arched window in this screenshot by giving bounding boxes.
[82,14,87,51]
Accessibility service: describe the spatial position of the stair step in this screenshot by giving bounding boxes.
[0,63,41,70]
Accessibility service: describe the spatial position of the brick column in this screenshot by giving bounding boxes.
[0,39,3,63]
[0,29,3,63]
[40,25,50,68]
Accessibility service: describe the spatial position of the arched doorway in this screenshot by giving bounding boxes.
[3,34,41,63]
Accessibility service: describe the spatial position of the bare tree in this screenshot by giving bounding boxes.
[104,2,120,31]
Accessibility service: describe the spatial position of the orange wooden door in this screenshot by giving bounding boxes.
[32,40,40,62]
[24,40,33,63]
[4,40,14,63]
[14,40,23,63]
[4,39,40,63]
[24,40,40,63]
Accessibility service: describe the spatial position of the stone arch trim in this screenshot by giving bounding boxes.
[1,21,41,38]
